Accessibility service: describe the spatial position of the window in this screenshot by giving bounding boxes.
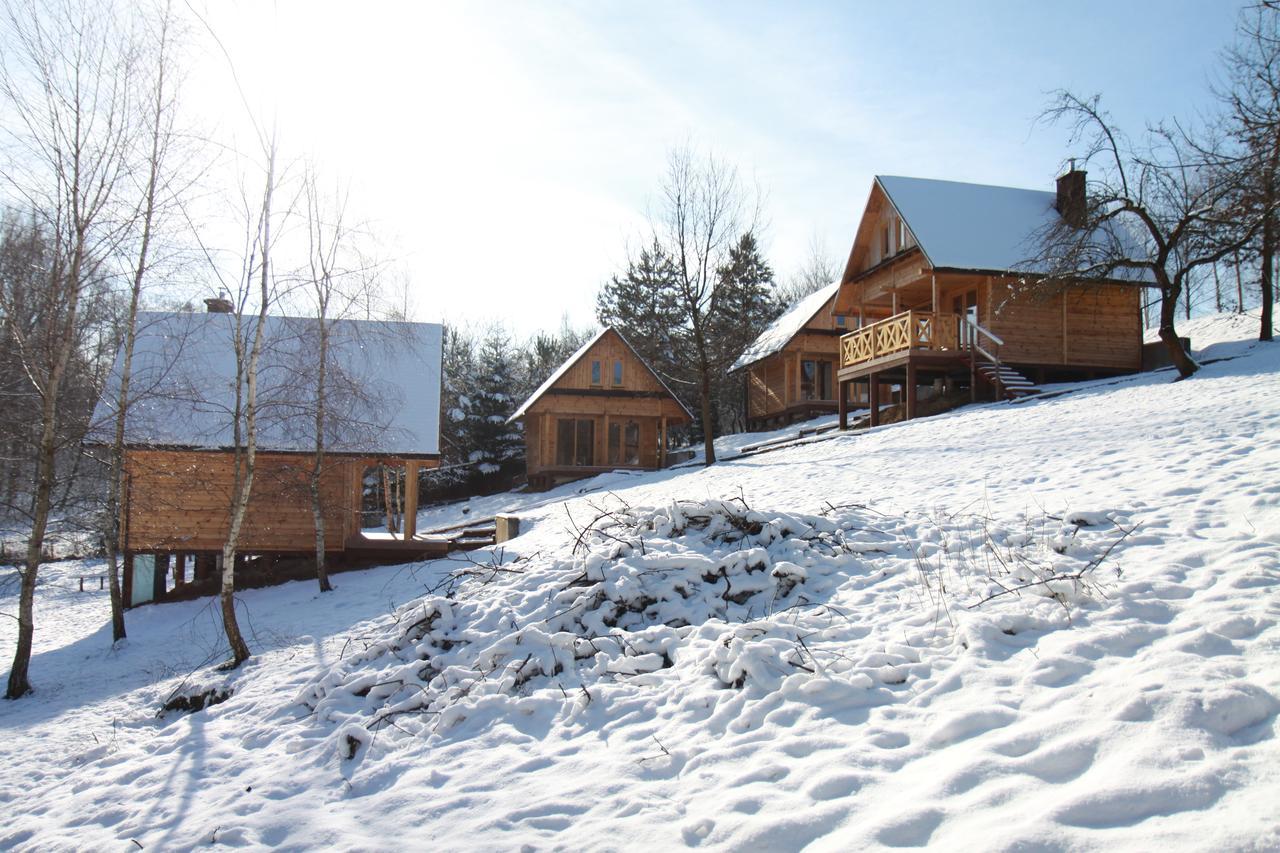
[590,360,601,385]
[898,218,908,248]
[613,360,623,386]
[882,224,892,256]
[624,421,640,465]
[607,421,642,465]
[556,418,595,467]
[800,360,834,401]
[835,314,846,328]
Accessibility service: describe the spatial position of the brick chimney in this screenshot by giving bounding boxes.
[204,295,233,313]
[1056,167,1087,228]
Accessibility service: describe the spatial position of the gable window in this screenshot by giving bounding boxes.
[898,218,908,249]
[882,224,892,256]
[556,418,595,467]
[613,360,623,386]
[591,360,602,385]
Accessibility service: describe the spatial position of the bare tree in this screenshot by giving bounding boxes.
[651,144,758,464]
[297,167,383,592]
[1037,92,1256,379]
[100,0,184,643]
[1,0,140,697]
[776,232,838,306]
[1219,0,1280,342]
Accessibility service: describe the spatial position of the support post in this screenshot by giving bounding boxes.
[403,460,419,541]
[838,379,848,429]
[659,416,668,467]
[905,364,917,421]
[603,413,611,466]
[174,553,186,587]
[970,355,977,403]
[931,274,939,316]
[154,553,169,600]
[122,552,134,608]
[868,373,880,428]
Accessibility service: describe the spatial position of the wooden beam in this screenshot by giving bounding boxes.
[659,416,668,467]
[905,363,917,421]
[868,374,880,427]
[838,380,848,430]
[403,461,419,541]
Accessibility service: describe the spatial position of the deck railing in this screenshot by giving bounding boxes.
[839,310,960,368]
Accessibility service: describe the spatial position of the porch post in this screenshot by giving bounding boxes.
[868,372,880,428]
[838,379,848,430]
[122,552,134,608]
[603,413,611,466]
[659,416,668,467]
[403,460,419,541]
[931,274,938,315]
[905,364,917,421]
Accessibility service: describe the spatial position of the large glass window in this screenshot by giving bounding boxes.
[556,418,595,466]
[624,421,640,465]
[801,360,834,401]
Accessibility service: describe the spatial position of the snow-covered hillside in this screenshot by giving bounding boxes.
[2,312,1277,851]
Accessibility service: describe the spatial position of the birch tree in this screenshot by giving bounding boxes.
[1,0,139,698]
[100,0,184,643]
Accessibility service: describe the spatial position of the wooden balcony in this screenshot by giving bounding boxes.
[840,310,960,370]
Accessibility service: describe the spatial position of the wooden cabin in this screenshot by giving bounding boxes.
[89,308,444,606]
[831,171,1152,429]
[509,327,693,489]
[730,281,849,430]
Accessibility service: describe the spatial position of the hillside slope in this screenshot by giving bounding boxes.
[1,312,1277,851]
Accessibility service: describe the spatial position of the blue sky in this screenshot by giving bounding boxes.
[193,1,1241,331]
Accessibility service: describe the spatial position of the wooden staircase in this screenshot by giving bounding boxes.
[976,362,1040,399]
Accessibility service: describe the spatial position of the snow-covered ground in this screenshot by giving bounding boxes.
[1,311,1277,851]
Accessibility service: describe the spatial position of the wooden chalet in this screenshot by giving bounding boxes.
[832,170,1151,429]
[509,327,693,489]
[89,306,445,606]
[730,281,847,430]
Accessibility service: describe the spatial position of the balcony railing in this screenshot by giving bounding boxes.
[839,310,960,368]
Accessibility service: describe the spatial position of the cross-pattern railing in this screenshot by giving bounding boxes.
[839,310,960,368]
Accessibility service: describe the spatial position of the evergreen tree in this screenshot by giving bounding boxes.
[439,324,476,468]
[708,232,783,433]
[596,238,686,381]
[463,324,524,472]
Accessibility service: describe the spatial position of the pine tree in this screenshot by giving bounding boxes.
[708,232,783,433]
[464,325,524,473]
[596,238,686,382]
[439,324,476,469]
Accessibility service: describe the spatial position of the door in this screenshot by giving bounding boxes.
[953,289,978,348]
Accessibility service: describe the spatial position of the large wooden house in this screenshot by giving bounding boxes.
[730,281,849,430]
[831,170,1152,429]
[509,327,692,489]
[89,306,444,606]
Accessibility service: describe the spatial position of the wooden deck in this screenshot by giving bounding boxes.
[839,310,964,379]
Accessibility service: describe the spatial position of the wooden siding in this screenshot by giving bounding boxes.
[1064,285,1142,368]
[550,330,668,394]
[986,279,1141,369]
[123,449,369,553]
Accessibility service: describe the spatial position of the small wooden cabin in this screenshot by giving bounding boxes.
[509,327,693,489]
[831,171,1152,429]
[89,308,444,606]
[730,282,847,430]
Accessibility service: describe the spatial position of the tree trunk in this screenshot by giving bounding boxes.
[1262,211,1275,342]
[311,320,332,592]
[1159,282,1199,379]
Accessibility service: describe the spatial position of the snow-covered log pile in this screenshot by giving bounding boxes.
[300,498,1134,759]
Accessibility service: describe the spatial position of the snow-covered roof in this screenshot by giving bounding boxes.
[89,311,443,456]
[729,281,840,372]
[508,327,693,422]
[876,175,1144,278]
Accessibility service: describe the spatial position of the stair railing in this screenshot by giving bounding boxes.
[958,317,1006,399]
